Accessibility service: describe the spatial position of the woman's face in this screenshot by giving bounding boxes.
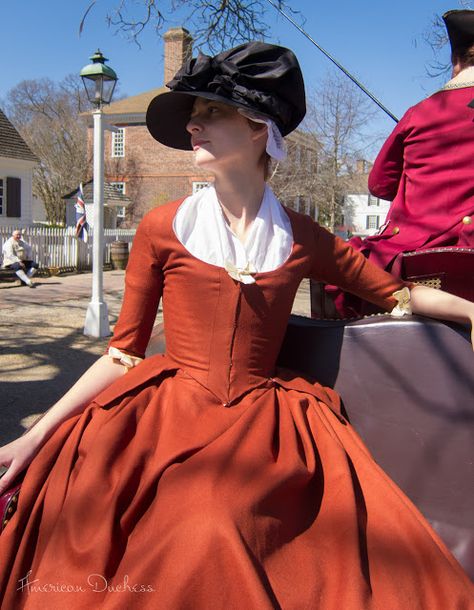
[185,98,266,173]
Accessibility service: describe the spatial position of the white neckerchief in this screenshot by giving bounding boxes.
[173,185,293,283]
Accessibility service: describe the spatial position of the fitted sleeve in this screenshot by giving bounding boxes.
[106,213,164,360]
[368,107,413,201]
[309,222,412,313]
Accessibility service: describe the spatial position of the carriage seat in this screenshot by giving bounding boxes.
[278,314,474,579]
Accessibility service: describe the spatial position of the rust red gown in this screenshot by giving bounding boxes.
[1,201,473,609]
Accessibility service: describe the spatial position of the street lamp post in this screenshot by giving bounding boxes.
[80,50,118,337]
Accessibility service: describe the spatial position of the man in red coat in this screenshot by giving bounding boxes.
[325,9,474,317]
[351,9,474,271]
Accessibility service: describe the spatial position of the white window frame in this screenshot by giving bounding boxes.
[294,145,302,164]
[116,206,127,220]
[368,194,379,206]
[192,181,210,194]
[366,215,380,230]
[111,128,125,158]
[304,197,310,216]
[110,182,126,223]
[110,181,126,195]
[0,178,4,216]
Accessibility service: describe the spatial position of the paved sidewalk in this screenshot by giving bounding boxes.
[0,272,310,446]
[0,270,127,306]
[0,271,130,446]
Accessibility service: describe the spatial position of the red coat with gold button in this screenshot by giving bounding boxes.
[350,71,474,270]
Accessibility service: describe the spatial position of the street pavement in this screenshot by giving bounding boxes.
[0,271,311,446]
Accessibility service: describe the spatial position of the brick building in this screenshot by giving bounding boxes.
[87,27,319,226]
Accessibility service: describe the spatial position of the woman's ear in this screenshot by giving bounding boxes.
[247,119,268,142]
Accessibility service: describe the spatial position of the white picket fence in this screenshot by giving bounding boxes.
[0,226,136,271]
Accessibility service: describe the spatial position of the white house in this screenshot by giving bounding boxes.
[343,193,391,238]
[0,108,38,227]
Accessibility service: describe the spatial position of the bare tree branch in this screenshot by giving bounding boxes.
[4,77,91,224]
[79,1,98,35]
[306,70,378,231]
[80,0,298,51]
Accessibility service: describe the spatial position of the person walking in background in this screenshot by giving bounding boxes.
[327,9,474,318]
[1,230,38,288]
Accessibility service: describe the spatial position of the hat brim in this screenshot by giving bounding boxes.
[146,90,277,150]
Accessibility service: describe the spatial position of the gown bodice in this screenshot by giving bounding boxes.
[161,232,304,403]
[106,198,407,405]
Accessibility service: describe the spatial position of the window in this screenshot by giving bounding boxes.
[109,182,126,225]
[0,179,4,216]
[112,128,125,158]
[294,145,302,164]
[304,197,310,216]
[192,181,210,194]
[116,206,126,220]
[366,215,380,230]
[368,194,379,206]
[110,181,126,195]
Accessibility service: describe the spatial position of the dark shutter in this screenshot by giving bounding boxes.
[6,177,21,218]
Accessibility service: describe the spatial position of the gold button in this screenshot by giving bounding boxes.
[392,226,400,235]
[462,216,472,225]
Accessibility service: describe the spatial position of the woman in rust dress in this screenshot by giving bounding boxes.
[0,42,473,609]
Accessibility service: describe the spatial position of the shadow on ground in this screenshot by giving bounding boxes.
[0,315,116,445]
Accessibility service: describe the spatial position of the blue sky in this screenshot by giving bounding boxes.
[1,0,469,154]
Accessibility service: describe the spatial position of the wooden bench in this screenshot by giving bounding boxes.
[0,268,20,284]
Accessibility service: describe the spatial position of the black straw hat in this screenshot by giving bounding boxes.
[442,9,474,54]
[146,41,306,150]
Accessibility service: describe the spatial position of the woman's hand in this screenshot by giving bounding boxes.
[0,354,129,499]
[0,431,44,494]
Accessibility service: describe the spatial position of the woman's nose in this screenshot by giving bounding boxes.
[186,115,203,134]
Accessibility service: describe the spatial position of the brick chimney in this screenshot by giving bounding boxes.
[163,27,193,84]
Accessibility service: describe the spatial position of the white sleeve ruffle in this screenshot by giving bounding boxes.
[390,287,412,317]
[108,346,143,369]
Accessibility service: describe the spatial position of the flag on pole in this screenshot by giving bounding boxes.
[74,183,89,242]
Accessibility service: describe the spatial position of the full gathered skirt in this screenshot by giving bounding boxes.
[1,357,472,609]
